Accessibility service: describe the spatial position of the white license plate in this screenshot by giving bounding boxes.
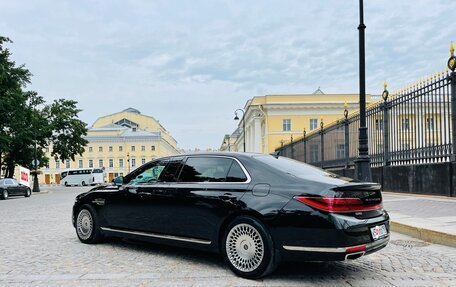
[370,224,387,240]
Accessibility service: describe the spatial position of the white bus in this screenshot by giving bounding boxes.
[60,168,104,186]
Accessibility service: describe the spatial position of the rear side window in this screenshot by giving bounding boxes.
[226,161,248,182]
[179,157,233,182]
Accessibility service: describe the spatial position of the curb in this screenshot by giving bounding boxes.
[32,190,50,195]
[391,221,456,248]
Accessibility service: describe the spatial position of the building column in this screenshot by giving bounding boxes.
[253,117,262,153]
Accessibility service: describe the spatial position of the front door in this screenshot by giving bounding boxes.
[45,174,50,184]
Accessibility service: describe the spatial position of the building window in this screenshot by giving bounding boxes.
[118,158,124,168]
[66,160,70,169]
[282,119,291,131]
[98,159,104,168]
[426,117,434,131]
[401,118,410,131]
[89,147,93,152]
[310,118,318,130]
[131,146,136,152]
[131,158,136,168]
[336,144,345,159]
[119,146,123,152]
[109,146,113,152]
[78,160,83,168]
[98,146,103,152]
[151,145,155,151]
[88,160,93,168]
[141,145,145,151]
[55,160,60,169]
[109,159,113,168]
[141,158,146,165]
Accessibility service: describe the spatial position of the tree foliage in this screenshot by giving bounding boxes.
[0,36,88,177]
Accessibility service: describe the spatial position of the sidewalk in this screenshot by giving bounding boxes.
[383,192,456,247]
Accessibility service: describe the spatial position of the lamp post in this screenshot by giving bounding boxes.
[354,0,372,181]
[234,109,246,152]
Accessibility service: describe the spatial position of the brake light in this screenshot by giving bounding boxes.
[346,244,366,253]
[294,196,382,213]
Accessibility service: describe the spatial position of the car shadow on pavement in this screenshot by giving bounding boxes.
[104,238,370,279]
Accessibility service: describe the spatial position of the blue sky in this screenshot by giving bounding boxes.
[1,0,454,149]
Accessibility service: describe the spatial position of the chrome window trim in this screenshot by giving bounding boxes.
[283,235,389,253]
[100,227,211,245]
[177,155,252,184]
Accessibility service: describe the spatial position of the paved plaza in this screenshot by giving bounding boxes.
[0,186,455,286]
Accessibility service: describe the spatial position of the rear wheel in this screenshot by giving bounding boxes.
[75,205,103,244]
[222,216,276,279]
[25,188,31,197]
[1,190,8,200]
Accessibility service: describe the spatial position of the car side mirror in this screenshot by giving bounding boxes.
[113,176,124,187]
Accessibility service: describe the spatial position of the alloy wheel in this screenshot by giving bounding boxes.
[76,209,93,240]
[3,190,7,199]
[225,223,265,273]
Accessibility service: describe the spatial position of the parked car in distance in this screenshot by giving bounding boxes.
[72,152,390,279]
[0,178,31,200]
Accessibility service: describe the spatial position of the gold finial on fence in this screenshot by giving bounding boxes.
[448,42,456,71]
[320,118,324,129]
[344,101,349,118]
[382,81,389,101]
[383,80,387,90]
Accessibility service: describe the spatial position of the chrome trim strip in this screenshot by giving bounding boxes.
[100,227,212,245]
[283,235,389,253]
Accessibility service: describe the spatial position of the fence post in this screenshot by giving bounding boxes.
[382,82,390,166]
[290,135,294,160]
[344,103,350,168]
[448,42,456,162]
[320,118,324,168]
[303,129,307,163]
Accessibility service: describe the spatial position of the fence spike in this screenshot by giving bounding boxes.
[451,41,455,56]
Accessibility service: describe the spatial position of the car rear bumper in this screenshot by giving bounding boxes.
[280,235,389,261]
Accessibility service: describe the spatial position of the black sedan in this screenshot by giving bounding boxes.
[72,153,389,279]
[0,178,32,199]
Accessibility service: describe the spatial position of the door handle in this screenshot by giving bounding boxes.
[220,193,233,200]
[138,191,152,196]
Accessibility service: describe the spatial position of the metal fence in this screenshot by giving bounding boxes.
[276,68,456,169]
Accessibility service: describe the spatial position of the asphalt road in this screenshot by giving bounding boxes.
[0,186,455,286]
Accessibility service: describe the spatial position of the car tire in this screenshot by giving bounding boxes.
[222,216,276,279]
[75,205,103,244]
[81,181,86,186]
[25,188,31,197]
[1,190,7,200]
[64,182,69,187]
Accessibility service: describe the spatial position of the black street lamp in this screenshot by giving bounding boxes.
[234,109,246,152]
[354,0,372,181]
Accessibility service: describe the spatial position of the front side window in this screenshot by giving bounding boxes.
[179,157,234,182]
[159,157,184,182]
[128,160,167,185]
[5,179,14,185]
[282,119,291,131]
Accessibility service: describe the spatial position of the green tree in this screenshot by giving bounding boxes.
[0,36,88,178]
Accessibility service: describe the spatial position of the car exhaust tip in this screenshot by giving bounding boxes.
[345,251,365,260]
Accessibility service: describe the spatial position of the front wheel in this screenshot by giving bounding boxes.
[25,188,31,197]
[222,216,276,279]
[1,190,8,200]
[81,181,86,186]
[75,205,103,244]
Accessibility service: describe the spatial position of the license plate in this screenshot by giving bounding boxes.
[370,224,387,240]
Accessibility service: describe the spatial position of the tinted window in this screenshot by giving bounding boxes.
[92,169,103,173]
[179,157,232,182]
[5,179,14,185]
[128,160,167,185]
[61,171,68,178]
[226,161,248,182]
[159,157,183,182]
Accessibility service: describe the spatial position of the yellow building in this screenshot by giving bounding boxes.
[40,108,180,184]
[221,89,372,154]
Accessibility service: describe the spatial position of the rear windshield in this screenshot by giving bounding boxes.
[254,155,346,181]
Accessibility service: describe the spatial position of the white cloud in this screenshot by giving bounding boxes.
[0,0,453,149]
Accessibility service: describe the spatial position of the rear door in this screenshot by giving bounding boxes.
[168,156,251,241]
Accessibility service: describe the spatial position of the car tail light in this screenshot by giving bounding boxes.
[346,244,366,253]
[294,196,383,213]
